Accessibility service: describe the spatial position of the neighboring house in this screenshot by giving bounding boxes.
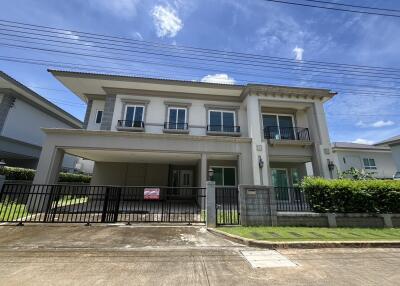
[375,135,400,178]
[33,70,336,196]
[332,142,397,179]
[0,71,82,171]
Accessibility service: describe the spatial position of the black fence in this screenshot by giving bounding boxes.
[207,125,241,133]
[117,120,145,128]
[264,126,310,141]
[0,184,206,224]
[215,187,240,225]
[164,122,189,130]
[275,187,311,212]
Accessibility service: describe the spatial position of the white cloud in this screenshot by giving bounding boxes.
[151,5,183,38]
[63,31,80,41]
[352,138,374,145]
[89,0,139,19]
[371,120,395,128]
[293,46,304,61]
[201,74,236,84]
[132,32,143,40]
[356,120,395,128]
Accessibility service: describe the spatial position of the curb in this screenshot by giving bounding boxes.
[207,228,400,249]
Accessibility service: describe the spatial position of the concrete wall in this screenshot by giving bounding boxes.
[86,100,105,131]
[334,150,396,178]
[390,144,400,172]
[91,162,170,186]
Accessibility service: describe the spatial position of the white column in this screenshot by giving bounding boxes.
[246,95,269,185]
[200,153,207,188]
[33,141,65,184]
[206,181,216,228]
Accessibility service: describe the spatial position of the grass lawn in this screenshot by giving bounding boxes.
[0,202,29,221]
[55,195,88,208]
[219,226,400,241]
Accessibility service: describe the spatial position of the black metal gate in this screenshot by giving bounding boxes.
[0,183,206,224]
[215,187,240,225]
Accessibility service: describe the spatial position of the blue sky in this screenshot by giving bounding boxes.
[1,0,400,144]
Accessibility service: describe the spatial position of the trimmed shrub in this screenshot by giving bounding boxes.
[302,177,400,213]
[0,167,35,181]
[0,167,91,183]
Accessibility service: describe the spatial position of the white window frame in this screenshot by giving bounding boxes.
[124,104,145,124]
[167,106,187,128]
[363,158,377,170]
[262,113,296,139]
[208,110,236,128]
[210,166,237,187]
[95,110,103,124]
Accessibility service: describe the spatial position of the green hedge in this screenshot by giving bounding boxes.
[0,167,91,183]
[302,177,400,213]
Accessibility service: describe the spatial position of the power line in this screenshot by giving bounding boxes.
[261,0,400,18]
[1,18,399,74]
[302,0,400,13]
[3,54,400,101]
[3,44,400,94]
[2,27,400,82]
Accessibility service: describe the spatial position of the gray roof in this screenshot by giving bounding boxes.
[332,142,391,151]
[375,135,400,146]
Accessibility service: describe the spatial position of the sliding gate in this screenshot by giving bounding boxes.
[0,183,206,224]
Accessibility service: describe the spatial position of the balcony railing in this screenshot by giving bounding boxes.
[264,126,310,140]
[164,122,189,130]
[207,125,241,133]
[117,120,145,128]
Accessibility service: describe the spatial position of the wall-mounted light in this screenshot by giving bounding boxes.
[327,159,335,171]
[258,156,264,169]
[208,168,214,180]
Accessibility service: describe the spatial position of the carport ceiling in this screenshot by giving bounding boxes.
[64,149,202,164]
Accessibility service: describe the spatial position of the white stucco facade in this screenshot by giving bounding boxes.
[332,143,397,179]
[33,71,336,188]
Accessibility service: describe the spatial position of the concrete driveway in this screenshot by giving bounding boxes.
[0,224,399,285]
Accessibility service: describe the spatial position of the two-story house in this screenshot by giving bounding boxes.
[0,71,82,172]
[33,70,336,199]
[332,142,397,179]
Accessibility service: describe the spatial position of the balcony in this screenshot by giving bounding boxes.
[116,120,145,132]
[163,122,190,134]
[206,125,241,137]
[264,126,311,146]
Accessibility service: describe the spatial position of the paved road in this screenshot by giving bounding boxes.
[0,224,399,285]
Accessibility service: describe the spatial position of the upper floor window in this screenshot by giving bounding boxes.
[167,107,187,130]
[208,110,236,132]
[263,114,295,140]
[124,105,144,128]
[95,110,103,124]
[363,158,377,170]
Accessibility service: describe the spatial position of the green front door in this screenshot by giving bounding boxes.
[271,169,290,201]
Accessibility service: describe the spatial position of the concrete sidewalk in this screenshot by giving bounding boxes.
[0,225,399,285]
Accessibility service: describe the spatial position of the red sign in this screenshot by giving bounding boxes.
[144,188,160,200]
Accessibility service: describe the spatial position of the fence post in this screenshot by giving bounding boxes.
[327,213,337,228]
[0,175,4,193]
[206,181,216,228]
